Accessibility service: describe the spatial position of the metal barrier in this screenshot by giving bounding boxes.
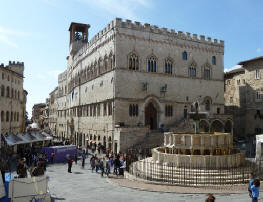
[128,159,263,186]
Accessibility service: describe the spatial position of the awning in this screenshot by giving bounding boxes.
[1,131,53,146]
[2,133,26,146]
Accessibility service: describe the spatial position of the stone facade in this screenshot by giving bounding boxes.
[225,56,263,138]
[48,87,58,137]
[0,61,25,134]
[32,103,46,128]
[49,18,226,153]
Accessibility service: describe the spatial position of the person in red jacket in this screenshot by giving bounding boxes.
[68,156,73,173]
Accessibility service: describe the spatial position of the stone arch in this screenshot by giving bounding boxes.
[224,119,233,133]
[142,96,161,130]
[93,135,96,141]
[210,119,224,133]
[203,96,212,111]
[199,119,210,132]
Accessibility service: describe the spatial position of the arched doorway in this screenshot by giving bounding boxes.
[145,102,157,130]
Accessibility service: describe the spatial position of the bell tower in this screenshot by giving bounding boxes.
[69,22,90,56]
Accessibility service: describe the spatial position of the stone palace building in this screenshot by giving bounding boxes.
[49,18,231,153]
[0,61,27,134]
[225,56,263,138]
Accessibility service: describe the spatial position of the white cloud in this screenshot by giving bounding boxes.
[0,26,31,48]
[257,48,262,53]
[78,0,152,20]
[0,35,18,48]
[224,65,242,72]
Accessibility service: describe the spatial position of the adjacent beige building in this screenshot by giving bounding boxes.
[225,56,263,138]
[0,61,25,134]
[49,18,230,153]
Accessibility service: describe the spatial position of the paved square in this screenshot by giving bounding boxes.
[45,160,257,202]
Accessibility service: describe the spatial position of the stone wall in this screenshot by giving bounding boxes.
[0,62,25,134]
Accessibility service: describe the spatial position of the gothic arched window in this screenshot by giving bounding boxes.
[6,111,9,122]
[189,66,196,77]
[165,59,173,74]
[212,56,216,65]
[128,53,139,70]
[1,111,4,122]
[204,67,211,80]
[147,56,157,72]
[182,51,187,60]
[6,86,10,98]
[1,85,4,97]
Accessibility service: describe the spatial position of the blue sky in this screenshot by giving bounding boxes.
[0,0,262,117]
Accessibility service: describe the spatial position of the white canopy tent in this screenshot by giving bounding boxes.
[255,134,263,161]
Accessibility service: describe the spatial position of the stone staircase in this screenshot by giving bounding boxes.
[128,130,164,151]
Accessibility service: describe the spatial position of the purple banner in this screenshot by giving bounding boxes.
[41,145,77,163]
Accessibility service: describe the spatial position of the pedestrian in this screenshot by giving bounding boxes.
[105,157,110,176]
[90,156,95,172]
[205,194,215,202]
[51,152,55,164]
[100,158,105,177]
[17,158,27,178]
[68,156,73,173]
[81,152,85,168]
[86,146,89,157]
[0,159,7,183]
[95,158,100,173]
[248,172,255,198]
[119,158,126,176]
[74,153,78,165]
[251,178,260,202]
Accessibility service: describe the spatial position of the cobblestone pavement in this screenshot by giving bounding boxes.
[45,160,261,202]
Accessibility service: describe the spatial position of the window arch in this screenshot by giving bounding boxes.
[128,53,139,70]
[182,51,187,60]
[203,63,212,80]
[189,64,196,78]
[6,111,9,122]
[1,85,4,97]
[6,86,10,97]
[205,99,211,111]
[1,111,4,122]
[204,67,211,79]
[212,56,216,65]
[147,56,157,72]
[165,59,173,74]
[203,97,212,111]
[104,55,108,71]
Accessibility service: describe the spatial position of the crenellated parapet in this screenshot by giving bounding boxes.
[112,18,224,47]
[0,61,24,77]
[8,61,24,66]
